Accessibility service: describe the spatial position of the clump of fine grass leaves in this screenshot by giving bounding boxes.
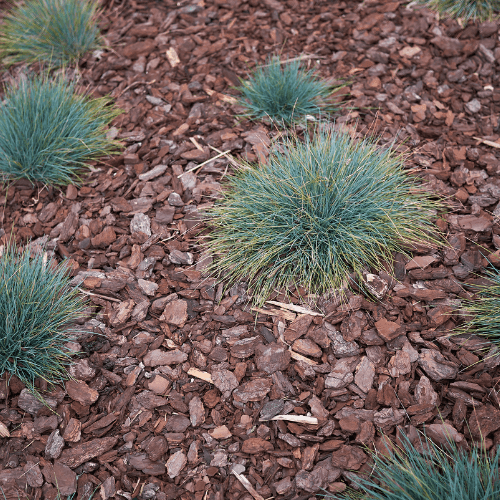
[0,0,102,67]
[0,244,87,394]
[204,127,442,306]
[328,433,500,500]
[237,55,342,125]
[459,265,500,345]
[0,72,121,186]
[418,0,500,21]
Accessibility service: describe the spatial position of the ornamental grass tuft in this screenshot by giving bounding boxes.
[204,128,442,306]
[0,244,87,394]
[328,433,500,500]
[0,72,121,186]
[459,265,500,346]
[418,0,500,21]
[237,55,342,125]
[0,0,101,67]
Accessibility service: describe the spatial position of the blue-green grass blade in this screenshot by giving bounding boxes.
[328,433,500,499]
[237,55,344,125]
[0,71,120,186]
[0,244,88,395]
[0,0,102,67]
[417,0,500,21]
[204,127,444,306]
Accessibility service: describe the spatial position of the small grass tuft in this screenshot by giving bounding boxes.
[0,0,102,67]
[204,127,442,306]
[237,55,342,124]
[0,244,87,394]
[459,265,500,345]
[0,72,121,186]
[418,0,500,22]
[327,433,500,500]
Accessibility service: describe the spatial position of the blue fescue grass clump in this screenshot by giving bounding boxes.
[328,434,500,500]
[237,56,341,125]
[204,128,442,306]
[0,245,87,393]
[460,266,500,344]
[418,0,500,21]
[0,72,121,186]
[0,0,102,67]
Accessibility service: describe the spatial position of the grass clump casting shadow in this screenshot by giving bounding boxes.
[0,72,121,186]
[237,55,343,125]
[328,433,500,500]
[418,0,500,21]
[204,127,442,306]
[0,0,102,67]
[0,244,87,394]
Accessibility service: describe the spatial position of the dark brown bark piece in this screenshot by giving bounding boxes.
[255,343,291,374]
[375,318,405,341]
[241,438,274,454]
[469,405,500,439]
[331,445,368,470]
[419,349,458,381]
[58,437,119,468]
[233,378,272,403]
[66,380,99,406]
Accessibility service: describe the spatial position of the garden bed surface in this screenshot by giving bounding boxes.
[1,0,500,499]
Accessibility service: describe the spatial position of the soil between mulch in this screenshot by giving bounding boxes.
[2,0,500,499]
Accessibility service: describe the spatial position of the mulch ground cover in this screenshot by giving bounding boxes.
[2,0,500,499]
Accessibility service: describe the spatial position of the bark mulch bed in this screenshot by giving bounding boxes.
[2,0,500,499]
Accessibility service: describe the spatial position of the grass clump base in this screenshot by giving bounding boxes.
[204,127,441,306]
[0,72,121,186]
[328,433,500,500]
[237,55,342,125]
[0,0,101,67]
[418,0,500,21]
[0,244,87,394]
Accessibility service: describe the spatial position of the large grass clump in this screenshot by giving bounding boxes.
[0,0,101,67]
[0,72,120,186]
[329,433,500,500]
[418,0,500,21]
[237,56,341,125]
[204,128,441,305]
[460,265,500,345]
[0,245,87,393]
